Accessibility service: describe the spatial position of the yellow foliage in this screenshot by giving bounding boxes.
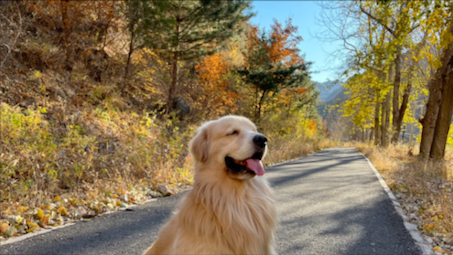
[433,246,445,253]
[35,208,44,220]
[58,206,68,216]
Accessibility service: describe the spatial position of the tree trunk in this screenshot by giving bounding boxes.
[167,51,179,113]
[420,75,443,158]
[374,93,381,146]
[392,81,412,143]
[420,24,453,158]
[429,58,453,160]
[167,16,180,113]
[409,101,415,146]
[409,121,414,147]
[380,101,386,146]
[381,91,391,148]
[256,89,268,123]
[122,30,135,91]
[60,0,73,71]
[391,28,429,144]
[391,45,403,143]
[255,86,258,121]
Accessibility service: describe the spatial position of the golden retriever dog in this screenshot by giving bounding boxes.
[143,115,277,255]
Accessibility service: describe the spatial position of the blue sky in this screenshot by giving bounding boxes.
[250,1,341,83]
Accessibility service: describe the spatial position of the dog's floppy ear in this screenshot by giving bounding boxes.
[190,127,209,162]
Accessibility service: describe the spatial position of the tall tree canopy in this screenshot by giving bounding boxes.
[319,0,453,159]
[125,0,252,111]
[239,20,310,122]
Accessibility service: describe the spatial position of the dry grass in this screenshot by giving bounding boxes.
[0,102,194,198]
[0,101,196,238]
[352,142,453,254]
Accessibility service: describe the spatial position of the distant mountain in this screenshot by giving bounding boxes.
[315,81,351,141]
[316,80,348,118]
[316,80,342,102]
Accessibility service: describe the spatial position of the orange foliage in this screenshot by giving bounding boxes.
[290,87,308,95]
[309,120,317,133]
[274,87,308,106]
[266,19,303,65]
[245,19,304,67]
[244,24,263,68]
[194,52,239,117]
[196,53,230,85]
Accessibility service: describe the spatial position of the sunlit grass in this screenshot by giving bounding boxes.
[0,102,194,207]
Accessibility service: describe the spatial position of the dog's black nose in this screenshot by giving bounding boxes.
[253,134,267,148]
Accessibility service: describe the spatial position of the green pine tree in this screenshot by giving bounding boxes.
[134,0,253,112]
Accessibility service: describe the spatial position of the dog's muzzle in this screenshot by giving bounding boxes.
[253,134,267,148]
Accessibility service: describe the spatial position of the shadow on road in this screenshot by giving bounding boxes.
[268,155,365,187]
[270,148,421,255]
[278,196,420,255]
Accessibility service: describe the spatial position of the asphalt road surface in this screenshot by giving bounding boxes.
[0,147,421,255]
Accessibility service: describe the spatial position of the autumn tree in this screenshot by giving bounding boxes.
[317,1,394,146]
[120,0,168,89]
[239,20,310,123]
[193,52,239,119]
[318,1,434,147]
[357,0,426,144]
[131,0,252,112]
[419,3,453,159]
[318,0,453,159]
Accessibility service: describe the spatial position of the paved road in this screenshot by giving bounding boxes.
[1,147,420,255]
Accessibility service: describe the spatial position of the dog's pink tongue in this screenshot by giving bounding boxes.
[245,159,265,176]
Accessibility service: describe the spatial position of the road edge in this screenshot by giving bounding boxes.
[0,223,75,246]
[0,199,157,247]
[358,151,433,255]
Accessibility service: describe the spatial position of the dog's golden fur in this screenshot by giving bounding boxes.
[143,116,277,255]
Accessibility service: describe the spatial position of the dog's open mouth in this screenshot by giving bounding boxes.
[225,152,265,176]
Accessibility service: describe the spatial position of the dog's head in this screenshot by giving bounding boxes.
[189,116,268,180]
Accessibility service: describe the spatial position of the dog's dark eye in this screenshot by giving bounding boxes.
[228,130,239,136]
